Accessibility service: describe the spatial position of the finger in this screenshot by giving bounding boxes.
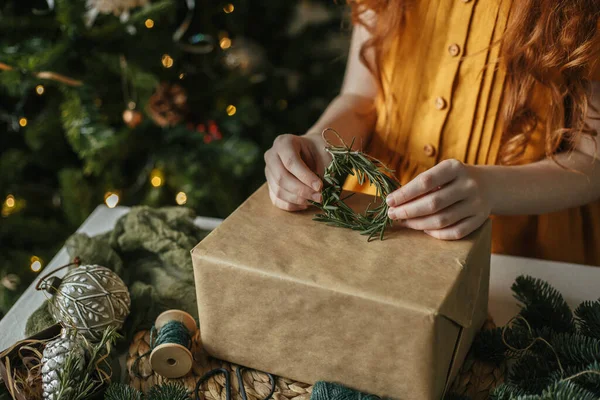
[266,173,309,206]
[268,188,307,211]
[265,163,321,203]
[423,215,488,241]
[278,146,322,191]
[397,200,475,231]
[387,181,466,220]
[386,159,463,207]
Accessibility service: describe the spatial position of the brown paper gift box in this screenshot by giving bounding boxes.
[191,185,491,400]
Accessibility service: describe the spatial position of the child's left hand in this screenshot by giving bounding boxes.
[386,159,492,240]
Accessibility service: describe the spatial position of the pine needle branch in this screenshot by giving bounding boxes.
[575,300,600,340]
[310,129,400,241]
[511,275,575,333]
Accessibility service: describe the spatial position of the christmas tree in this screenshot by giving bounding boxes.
[0,0,348,317]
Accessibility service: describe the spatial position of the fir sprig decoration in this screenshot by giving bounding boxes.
[461,275,600,400]
[310,128,400,241]
[104,382,188,400]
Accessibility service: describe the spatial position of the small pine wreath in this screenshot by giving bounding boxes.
[311,128,401,241]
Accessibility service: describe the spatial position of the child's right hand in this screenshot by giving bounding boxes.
[264,134,329,211]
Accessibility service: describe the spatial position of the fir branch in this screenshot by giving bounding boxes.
[55,327,121,400]
[310,129,400,241]
[104,383,142,400]
[549,333,600,367]
[471,328,507,365]
[575,300,600,340]
[551,362,600,396]
[507,354,555,394]
[147,383,189,400]
[103,382,188,400]
[88,53,159,93]
[489,383,530,400]
[511,276,575,333]
[59,87,118,174]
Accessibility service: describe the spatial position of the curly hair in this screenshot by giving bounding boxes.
[347,0,600,164]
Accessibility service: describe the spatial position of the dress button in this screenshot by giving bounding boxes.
[434,96,447,110]
[448,43,460,57]
[423,144,436,157]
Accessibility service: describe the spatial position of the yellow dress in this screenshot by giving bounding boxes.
[344,0,600,266]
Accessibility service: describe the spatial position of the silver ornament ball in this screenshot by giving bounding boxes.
[46,264,130,340]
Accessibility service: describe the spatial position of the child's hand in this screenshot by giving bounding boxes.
[264,134,328,211]
[386,159,491,240]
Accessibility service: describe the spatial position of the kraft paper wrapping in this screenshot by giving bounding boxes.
[192,184,491,400]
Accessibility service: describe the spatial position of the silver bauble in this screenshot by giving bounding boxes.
[41,264,130,340]
[41,329,85,400]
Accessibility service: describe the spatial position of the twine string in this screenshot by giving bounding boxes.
[132,320,193,378]
[501,314,600,384]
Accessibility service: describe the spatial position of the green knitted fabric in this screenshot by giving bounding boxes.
[310,382,380,400]
[25,206,209,339]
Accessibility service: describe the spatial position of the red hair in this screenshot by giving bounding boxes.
[347,0,600,164]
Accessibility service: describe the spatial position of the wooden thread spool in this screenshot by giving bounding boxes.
[149,309,198,378]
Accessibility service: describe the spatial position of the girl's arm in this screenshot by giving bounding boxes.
[386,82,600,240]
[264,14,378,211]
[479,83,600,215]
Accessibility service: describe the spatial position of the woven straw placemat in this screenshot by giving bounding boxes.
[127,329,312,400]
[127,318,504,400]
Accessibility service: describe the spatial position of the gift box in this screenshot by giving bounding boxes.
[191,185,491,400]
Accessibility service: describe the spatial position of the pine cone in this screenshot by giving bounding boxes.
[448,317,507,400]
[41,329,85,400]
[127,329,313,400]
[147,83,188,127]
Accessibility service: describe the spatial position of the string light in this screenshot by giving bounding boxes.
[19,118,27,127]
[30,256,43,273]
[2,194,24,217]
[179,73,186,80]
[219,37,232,50]
[226,105,237,116]
[150,169,164,187]
[161,54,174,68]
[145,19,154,28]
[104,192,120,208]
[223,3,234,13]
[175,192,188,205]
[5,195,15,209]
[35,85,45,95]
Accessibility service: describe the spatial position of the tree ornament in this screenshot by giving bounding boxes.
[122,108,143,128]
[41,328,85,400]
[311,128,400,241]
[147,83,188,127]
[37,259,131,340]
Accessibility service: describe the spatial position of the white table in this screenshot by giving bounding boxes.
[1,206,599,352]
